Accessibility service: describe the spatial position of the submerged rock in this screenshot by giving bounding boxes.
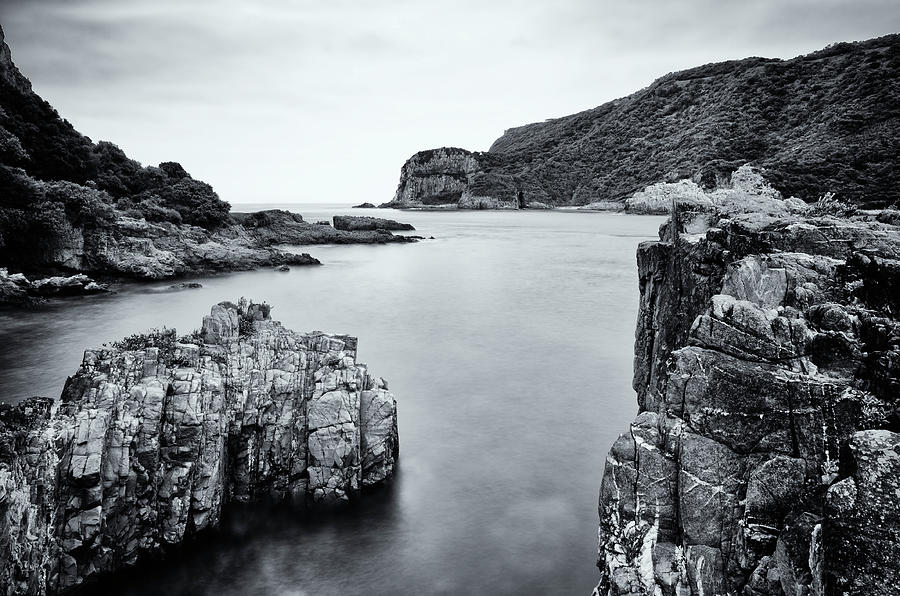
[0,299,399,593]
[596,208,900,595]
[167,281,203,291]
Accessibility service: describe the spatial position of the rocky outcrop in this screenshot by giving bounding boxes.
[0,209,424,304]
[352,203,376,209]
[0,300,399,594]
[386,147,523,209]
[230,209,416,245]
[0,268,108,305]
[332,215,415,232]
[66,214,322,280]
[595,206,900,595]
[391,35,900,209]
[623,165,809,217]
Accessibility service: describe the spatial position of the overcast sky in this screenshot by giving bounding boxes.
[1,1,898,204]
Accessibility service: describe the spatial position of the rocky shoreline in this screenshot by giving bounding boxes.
[594,202,900,595]
[0,26,421,307]
[0,209,419,305]
[0,299,399,594]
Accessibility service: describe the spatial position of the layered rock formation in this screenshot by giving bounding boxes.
[595,206,900,595]
[0,300,398,594]
[390,35,900,209]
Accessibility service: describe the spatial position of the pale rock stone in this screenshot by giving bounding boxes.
[0,300,399,593]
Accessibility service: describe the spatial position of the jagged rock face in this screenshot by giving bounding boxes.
[0,27,31,95]
[0,301,398,594]
[390,147,484,207]
[596,211,900,595]
[387,147,523,209]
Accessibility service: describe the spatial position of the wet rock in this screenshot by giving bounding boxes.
[0,300,399,593]
[274,264,290,272]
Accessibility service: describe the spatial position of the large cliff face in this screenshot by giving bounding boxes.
[387,147,522,209]
[596,210,900,595]
[0,300,398,594]
[393,35,900,209]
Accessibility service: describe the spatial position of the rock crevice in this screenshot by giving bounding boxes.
[597,209,900,595]
[0,300,398,594]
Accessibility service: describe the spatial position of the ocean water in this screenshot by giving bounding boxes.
[0,206,664,595]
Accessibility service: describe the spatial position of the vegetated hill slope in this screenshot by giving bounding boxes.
[0,24,230,268]
[392,35,900,209]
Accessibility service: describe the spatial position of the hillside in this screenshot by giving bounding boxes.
[0,24,414,297]
[0,24,235,269]
[389,35,900,209]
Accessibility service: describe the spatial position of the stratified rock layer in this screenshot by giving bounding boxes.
[596,209,900,595]
[0,300,398,594]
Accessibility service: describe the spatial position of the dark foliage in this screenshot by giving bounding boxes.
[112,328,178,362]
[0,25,231,267]
[473,35,900,208]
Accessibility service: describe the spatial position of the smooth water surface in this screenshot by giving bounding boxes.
[0,206,664,595]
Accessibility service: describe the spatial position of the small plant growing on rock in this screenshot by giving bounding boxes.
[808,192,856,217]
[177,329,203,345]
[112,327,177,362]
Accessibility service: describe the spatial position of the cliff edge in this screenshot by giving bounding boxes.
[595,205,900,595]
[0,299,399,594]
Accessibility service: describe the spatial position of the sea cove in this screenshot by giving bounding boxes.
[0,207,664,595]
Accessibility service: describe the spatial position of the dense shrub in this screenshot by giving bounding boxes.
[137,196,183,224]
[112,328,178,363]
[0,53,233,268]
[807,192,857,217]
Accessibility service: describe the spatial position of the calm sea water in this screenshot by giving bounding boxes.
[0,205,663,595]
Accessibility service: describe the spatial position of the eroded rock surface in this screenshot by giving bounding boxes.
[596,209,900,595]
[0,299,398,594]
